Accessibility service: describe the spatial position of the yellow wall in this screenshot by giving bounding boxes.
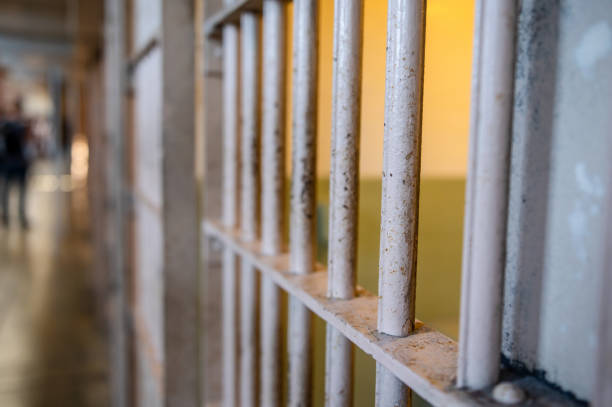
[286,0,475,178]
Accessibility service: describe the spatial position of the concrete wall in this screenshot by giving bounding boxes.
[503,0,612,401]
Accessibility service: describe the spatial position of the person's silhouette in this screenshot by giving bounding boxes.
[0,100,30,228]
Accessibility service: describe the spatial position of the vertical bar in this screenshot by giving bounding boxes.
[222,246,238,407]
[376,0,426,405]
[325,0,363,406]
[594,170,612,407]
[104,0,128,405]
[161,0,198,404]
[288,0,318,406]
[222,20,239,230]
[200,0,224,401]
[260,1,286,406]
[221,7,240,405]
[240,11,260,407]
[457,0,517,390]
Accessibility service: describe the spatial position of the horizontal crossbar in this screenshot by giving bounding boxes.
[203,0,262,38]
[203,220,581,407]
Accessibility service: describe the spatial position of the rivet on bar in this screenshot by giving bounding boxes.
[376,0,426,405]
[260,0,286,406]
[221,1,240,405]
[325,0,364,405]
[288,0,318,406]
[240,10,261,407]
[457,0,517,390]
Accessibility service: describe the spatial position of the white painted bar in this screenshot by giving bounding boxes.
[325,0,363,405]
[204,0,263,37]
[288,296,313,406]
[376,362,409,407]
[288,0,318,405]
[104,0,128,405]
[593,146,612,407]
[327,0,363,301]
[222,247,238,407]
[289,0,318,275]
[457,0,517,390]
[376,0,426,404]
[378,0,425,339]
[260,1,286,406]
[261,0,286,258]
[325,327,353,407]
[240,261,257,407]
[240,12,260,243]
[239,11,260,407]
[222,23,239,229]
[221,3,240,404]
[205,220,582,407]
[260,278,281,406]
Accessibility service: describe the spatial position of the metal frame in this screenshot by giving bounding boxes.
[201,0,586,406]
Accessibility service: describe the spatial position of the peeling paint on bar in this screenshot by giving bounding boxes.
[260,1,286,406]
[377,0,426,404]
[325,0,364,405]
[288,0,318,405]
[458,0,517,390]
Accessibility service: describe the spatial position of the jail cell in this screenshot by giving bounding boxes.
[200,1,608,407]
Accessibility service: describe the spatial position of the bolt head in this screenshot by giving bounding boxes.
[492,382,526,405]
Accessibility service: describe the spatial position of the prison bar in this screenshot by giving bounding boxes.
[204,0,262,37]
[594,159,612,407]
[288,0,318,406]
[205,0,592,405]
[324,0,364,405]
[205,220,583,407]
[239,11,260,407]
[457,0,517,390]
[376,0,426,404]
[259,1,286,406]
[220,3,240,405]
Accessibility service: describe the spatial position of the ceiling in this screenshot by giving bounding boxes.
[0,0,104,78]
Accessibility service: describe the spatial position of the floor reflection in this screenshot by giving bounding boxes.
[0,161,109,407]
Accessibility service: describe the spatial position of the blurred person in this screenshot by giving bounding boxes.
[0,98,33,228]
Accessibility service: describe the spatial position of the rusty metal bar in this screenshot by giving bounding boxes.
[221,2,240,403]
[239,11,260,407]
[288,0,318,405]
[457,0,517,390]
[325,0,364,405]
[376,0,426,404]
[260,0,286,406]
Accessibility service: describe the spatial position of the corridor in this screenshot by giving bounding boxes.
[0,162,109,407]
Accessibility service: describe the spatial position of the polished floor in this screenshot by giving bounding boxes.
[0,162,109,407]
